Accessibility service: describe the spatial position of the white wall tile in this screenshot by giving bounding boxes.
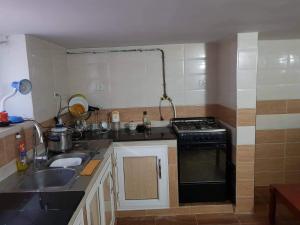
[237,89,256,108]
[184,75,206,91]
[184,90,206,105]
[256,115,286,130]
[238,32,258,49]
[184,59,206,74]
[237,70,257,89]
[237,126,256,145]
[257,39,300,103]
[238,50,258,70]
[67,43,218,109]
[257,84,300,100]
[184,43,205,59]
[256,114,300,130]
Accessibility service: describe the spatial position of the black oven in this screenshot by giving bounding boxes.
[177,131,230,203]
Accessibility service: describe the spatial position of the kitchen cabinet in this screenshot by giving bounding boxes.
[115,145,169,210]
[85,176,101,225]
[71,209,85,225]
[99,158,115,225]
[85,155,115,225]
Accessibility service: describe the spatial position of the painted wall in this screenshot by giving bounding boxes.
[256,39,300,186]
[67,43,218,109]
[26,35,69,122]
[0,35,34,118]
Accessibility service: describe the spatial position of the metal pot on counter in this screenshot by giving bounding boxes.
[47,127,73,153]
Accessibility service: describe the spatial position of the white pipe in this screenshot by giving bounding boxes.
[0,89,17,112]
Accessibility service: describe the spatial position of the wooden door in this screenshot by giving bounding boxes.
[115,145,169,210]
[123,156,158,200]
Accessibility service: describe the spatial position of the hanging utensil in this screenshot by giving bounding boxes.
[157,49,176,120]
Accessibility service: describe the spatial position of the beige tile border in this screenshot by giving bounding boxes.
[256,130,285,144]
[287,100,300,113]
[257,100,287,115]
[257,99,300,115]
[237,109,256,126]
[214,105,236,128]
[255,128,300,187]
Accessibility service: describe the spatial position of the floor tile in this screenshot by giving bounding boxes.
[117,188,300,225]
[155,215,197,225]
[117,216,155,225]
[196,213,239,224]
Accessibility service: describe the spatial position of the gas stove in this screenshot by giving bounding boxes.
[171,117,226,134]
[171,117,231,204]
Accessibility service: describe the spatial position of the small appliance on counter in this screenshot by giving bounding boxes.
[171,117,232,203]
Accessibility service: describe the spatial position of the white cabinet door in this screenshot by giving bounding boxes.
[85,155,116,225]
[99,157,115,225]
[115,145,169,210]
[72,209,85,225]
[85,178,101,225]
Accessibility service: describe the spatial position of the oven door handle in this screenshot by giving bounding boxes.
[157,158,162,179]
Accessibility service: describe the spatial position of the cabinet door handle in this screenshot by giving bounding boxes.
[158,158,162,179]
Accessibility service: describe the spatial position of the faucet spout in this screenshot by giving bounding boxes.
[32,121,47,169]
[33,121,44,144]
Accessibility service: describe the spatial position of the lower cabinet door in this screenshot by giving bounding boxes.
[115,145,169,210]
[99,158,115,225]
[72,209,85,225]
[86,179,101,225]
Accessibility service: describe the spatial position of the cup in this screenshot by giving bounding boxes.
[128,121,137,131]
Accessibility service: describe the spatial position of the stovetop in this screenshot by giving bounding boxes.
[171,117,226,134]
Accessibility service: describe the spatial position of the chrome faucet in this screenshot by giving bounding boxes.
[32,120,48,169]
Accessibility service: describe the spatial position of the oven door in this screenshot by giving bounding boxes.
[178,142,228,202]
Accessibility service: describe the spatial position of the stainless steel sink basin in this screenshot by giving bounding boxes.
[19,168,76,190]
[46,152,90,168]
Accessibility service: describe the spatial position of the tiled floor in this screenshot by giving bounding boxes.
[116,187,300,225]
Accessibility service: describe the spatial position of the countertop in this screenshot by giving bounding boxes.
[80,126,177,142]
[0,126,177,225]
[0,139,112,225]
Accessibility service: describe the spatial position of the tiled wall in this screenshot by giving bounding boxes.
[0,126,33,168]
[256,39,300,187]
[235,33,258,213]
[67,43,218,109]
[26,35,69,122]
[213,32,258,213]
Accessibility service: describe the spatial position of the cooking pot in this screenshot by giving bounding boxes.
[47,127,73,153]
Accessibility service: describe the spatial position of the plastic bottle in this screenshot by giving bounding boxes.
[16,130,29,171]
[143,111,151,129]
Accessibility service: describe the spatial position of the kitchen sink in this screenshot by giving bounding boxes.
[46,152,90,168]
[19,168,76,190]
